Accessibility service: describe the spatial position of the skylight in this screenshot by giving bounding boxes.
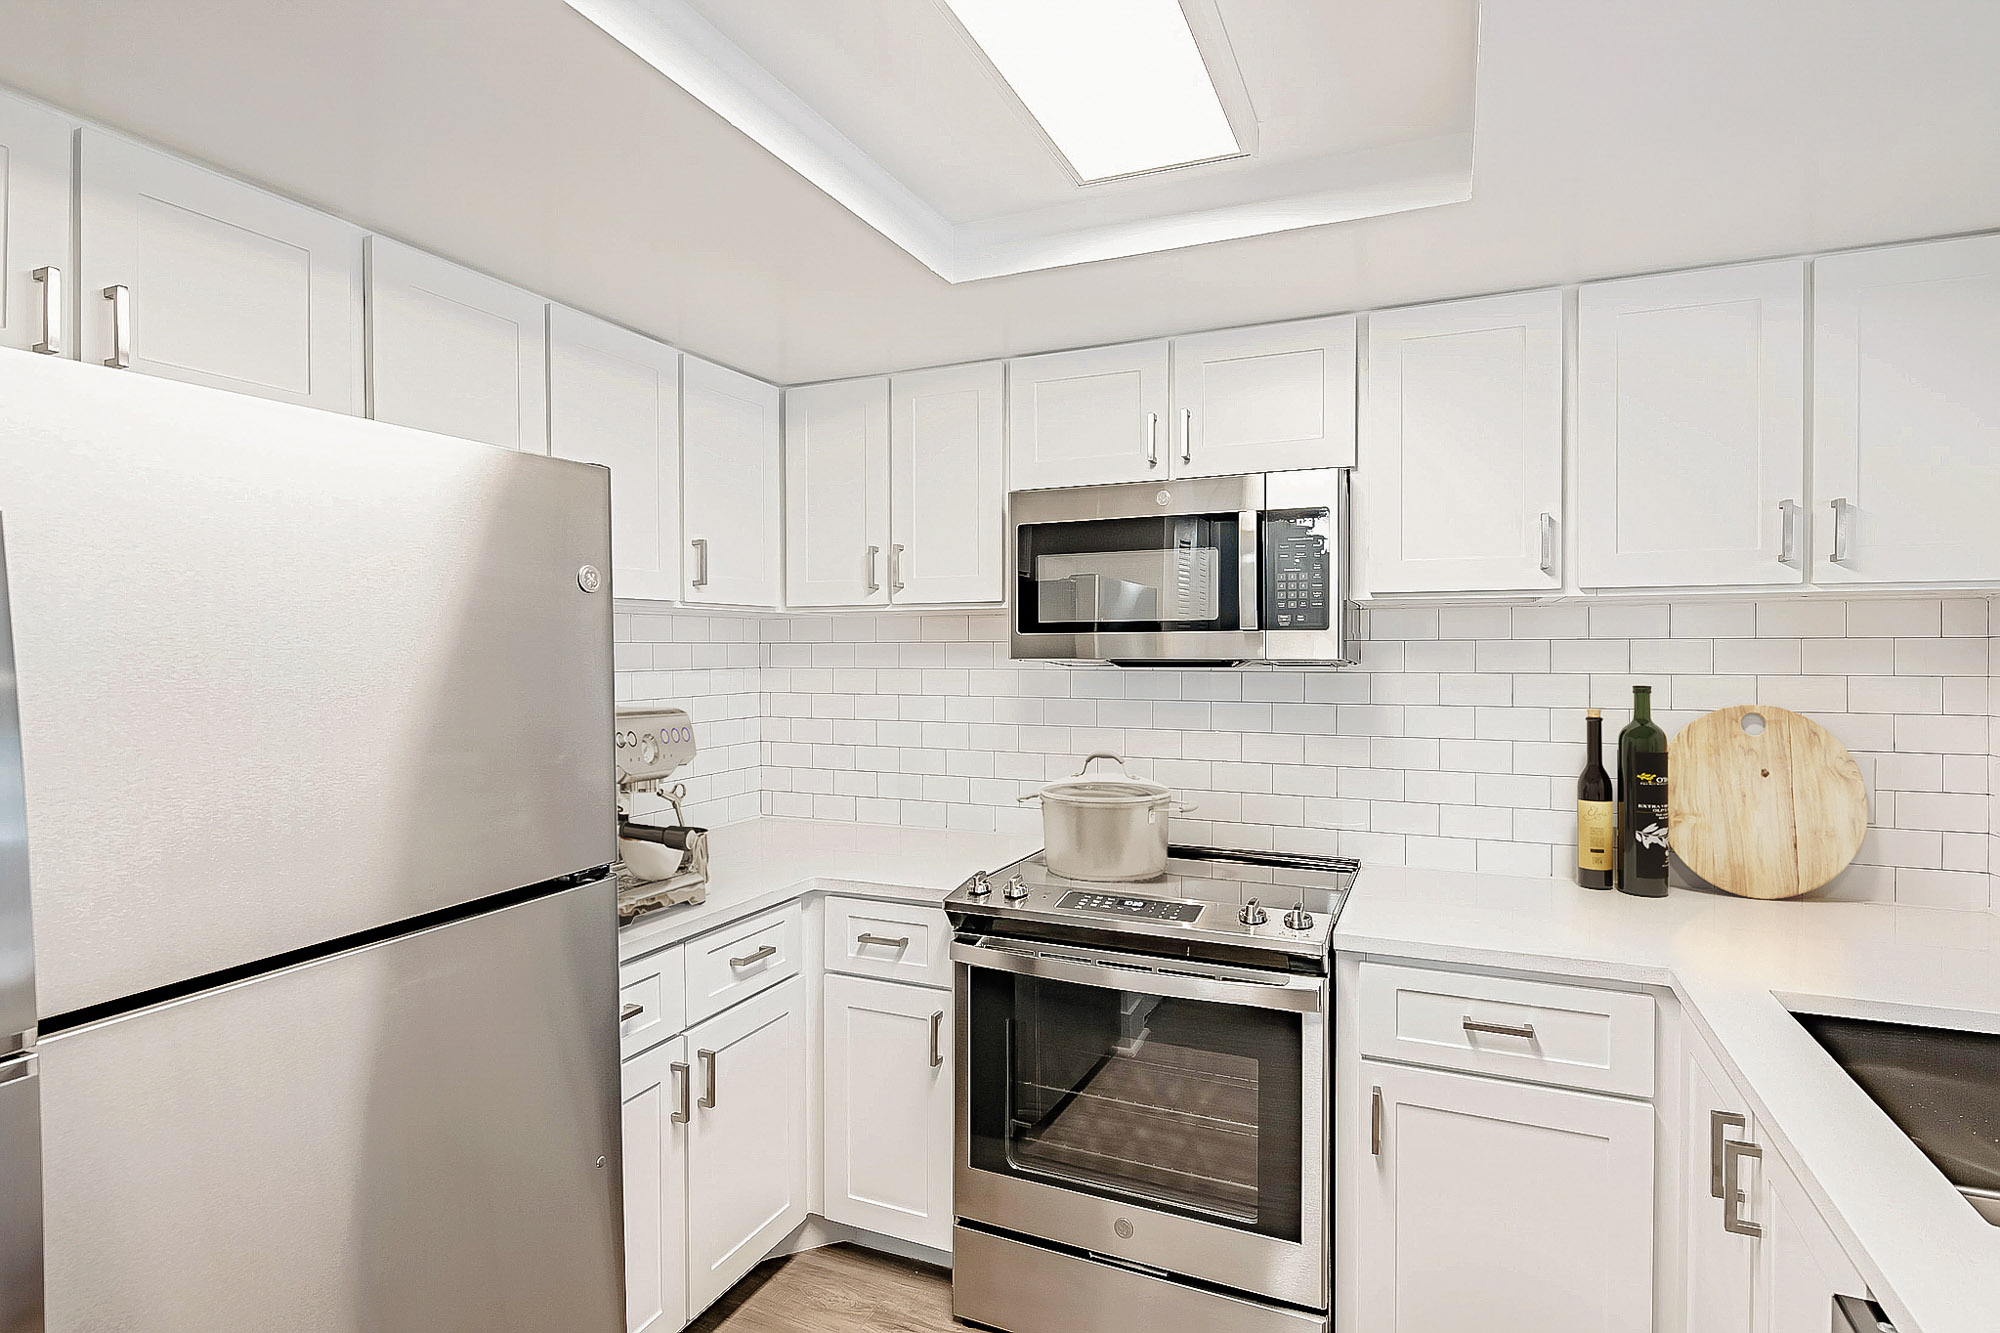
[942,0,1242,183]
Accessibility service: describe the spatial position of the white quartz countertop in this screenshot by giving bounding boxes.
[616,816,1040,957]
[1336,867,2000,1333]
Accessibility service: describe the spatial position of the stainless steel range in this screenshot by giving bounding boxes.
[944,846,1356,1333]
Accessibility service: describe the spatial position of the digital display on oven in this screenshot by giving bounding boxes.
[1260,508,1331,631]
[1056,891,1205,922]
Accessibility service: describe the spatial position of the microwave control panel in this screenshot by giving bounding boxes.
[1261,508,1332,631]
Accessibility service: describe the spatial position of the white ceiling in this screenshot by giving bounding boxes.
[2,0,1997,384]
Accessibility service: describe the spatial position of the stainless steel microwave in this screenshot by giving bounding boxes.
[1010,469,1353,666]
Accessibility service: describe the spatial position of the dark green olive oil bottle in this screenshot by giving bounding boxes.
[1616,685,1670,897]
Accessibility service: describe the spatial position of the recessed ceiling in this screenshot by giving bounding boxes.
[566,0,1481,280]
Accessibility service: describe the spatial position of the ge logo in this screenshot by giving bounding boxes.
[1155,491,1171,506]
[1113,1218,1134,1239]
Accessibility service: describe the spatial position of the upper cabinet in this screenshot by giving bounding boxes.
[1812,234,2000,584]
[1170,315,1356,477]
[1578,261,1807,590]
[0,91,74,359]
[1358,289,1564,596]
[78,130,364,413]
[1008,339,1169,490]
[548,306,682,602]
[890,361,1006,605]
[785,377,891,608]
[365,237,547,452]
[682,356,782,608]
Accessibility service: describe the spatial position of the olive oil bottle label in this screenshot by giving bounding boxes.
[1578,800,1616,873]
[1631,751,1671,881]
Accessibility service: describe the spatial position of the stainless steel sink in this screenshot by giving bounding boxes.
[1797,1012,2000,1225]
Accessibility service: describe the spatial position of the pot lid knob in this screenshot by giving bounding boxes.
[1003,874,1029,901]
[1239,897,1268,926]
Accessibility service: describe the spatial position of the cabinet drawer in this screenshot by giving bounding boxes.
[824,896,952,988]
[1358,962,1656,1098]
[685,903,802,1026]
[618,945,686,1059]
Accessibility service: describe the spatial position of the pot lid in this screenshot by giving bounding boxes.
[1035,775,1173,806]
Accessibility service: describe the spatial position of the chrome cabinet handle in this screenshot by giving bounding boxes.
[1721,1138,1763,1237]
[103,284,131,368]
[890,543,906,593]
[1463,1016,1537,1041]
[855,932,909,949]
[697,1048,717,1109]
[1181,406,1193,464]
[1778,499,1801,566]
[1830,497,1855,564]
[729,943,777,969]
[31,266,61,355]
[1537,512,1557,576]
[930,1010,945,1069]
[1710,1109,1747,1198]
[620,1003,644,1023]
[865,544,881,594]
[690,537,709,587]
[670,1061,692,1124]
[1370,1085,1384,1157]
[1146,412,1159,468]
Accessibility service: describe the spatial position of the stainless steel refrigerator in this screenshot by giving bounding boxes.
[0,352,625,1332]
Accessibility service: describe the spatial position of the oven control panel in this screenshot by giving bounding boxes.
[1260,508,1332,631]
[1056,891,1204,923]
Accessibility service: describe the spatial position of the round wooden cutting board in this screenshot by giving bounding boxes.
[1668,704,1868,899]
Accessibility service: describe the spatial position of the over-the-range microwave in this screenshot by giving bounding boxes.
[1009,468,1354,666]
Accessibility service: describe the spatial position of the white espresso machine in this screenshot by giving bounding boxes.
[614,707,709,921]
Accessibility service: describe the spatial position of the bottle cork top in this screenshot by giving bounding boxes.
[1587,709,1602,718]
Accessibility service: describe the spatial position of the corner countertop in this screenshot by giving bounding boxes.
[1336,866,2000,1333]
[615,816,1041,958]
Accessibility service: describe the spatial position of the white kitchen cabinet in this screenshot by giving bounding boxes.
[1812,234,2000,584]
[1008,339,1170,490]
[366,237,547,452]
[684,976,808,1312]
[622,1034,690,1333]
[549,306,682,601]
[0,90,73,358]
[1170,315,1356,477]
[1578,261,1807,590]
[1684,1037,1758,1333]
[682,355,783,608]
[1353,1059,1655,1333]
[77,130,363,413]
[1359,289,1564,595]
[821,974,953,1251]
[1759,1146,1870,1333]
[890,361,1006,605]
[785,377,891,607]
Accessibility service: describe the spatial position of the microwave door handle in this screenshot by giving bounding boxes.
[1237,510,1260,633]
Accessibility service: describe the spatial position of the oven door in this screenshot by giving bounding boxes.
[953,938,1327,1311]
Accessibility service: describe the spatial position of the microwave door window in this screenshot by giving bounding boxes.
[1018,514,1240,635]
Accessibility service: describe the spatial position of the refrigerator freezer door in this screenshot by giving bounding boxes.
[0,521,34,1051]
[0,1054,42,1333]
[38,877,622,1333]
[0,355,615,1017]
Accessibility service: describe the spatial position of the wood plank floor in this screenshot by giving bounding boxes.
[688,1243,963,1333]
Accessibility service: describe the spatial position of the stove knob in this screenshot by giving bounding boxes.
[1003,874,1029,902]
[966,871,992,898]
[1239,897,1268,926]
[1283,902,1315,931]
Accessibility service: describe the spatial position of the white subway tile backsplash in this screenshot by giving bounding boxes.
[1847,599,1943,638]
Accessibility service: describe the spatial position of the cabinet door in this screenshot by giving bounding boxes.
[366,237,547,452]
[682,355,782,608]
[0,90,73,357]
[1007,340,1169,490]
[821,974,952,1251]
[1758,1147,1869,1333]
[1684,1038,1758,1333]
[1354,1060,1654,1333]
[1359,290,1563,594]
[1171,315,1356,477]
[622,1035,689,1333]
[890,361,1005,605]
[78,130,363,413]
[1578,261,1807,589]
[685,977,807,1314]
[785,377,891,607]
[1813,234,2000,584]
[549,306,682,601]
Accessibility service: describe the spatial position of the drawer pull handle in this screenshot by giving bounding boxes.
[729,944,778,969]
[856,932,910,950]
[670,1061,692,1124]
[620,1003,644,1023]
[930,1010,945,1069]
[1710,1109,1748,1198]
[1721,1138,1763,1237]
[1370,1085,1384,1157]
[1462,1016,1537,1041]
[697,1048,717,1109]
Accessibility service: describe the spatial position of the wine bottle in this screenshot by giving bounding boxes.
[1576,709,1615,889]
[1616,685,1670,897]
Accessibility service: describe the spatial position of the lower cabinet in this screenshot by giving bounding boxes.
[622,1035,690,1333]
[684,976,810,1312]
[1352,1059,1656,1333]
[821,973,953,1250]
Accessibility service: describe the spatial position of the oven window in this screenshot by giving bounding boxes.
[966,968,1303,1241]
[1016,515,1240,635]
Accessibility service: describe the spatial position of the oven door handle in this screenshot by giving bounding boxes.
[951,940,1325,1014]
